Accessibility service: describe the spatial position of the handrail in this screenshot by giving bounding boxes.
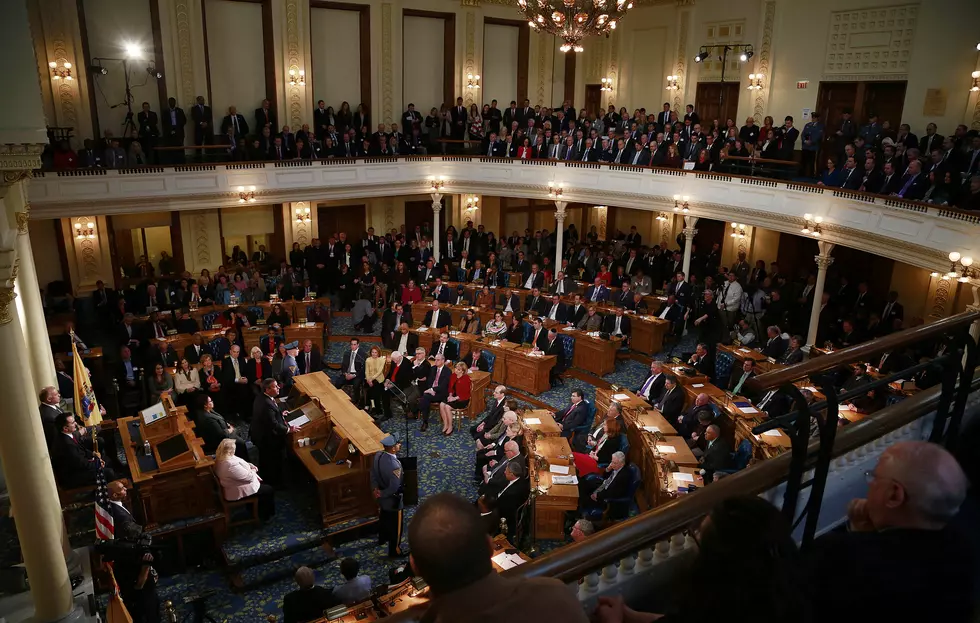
[720,154,798,166]
[36,153,976,219]
[747,310,980,392]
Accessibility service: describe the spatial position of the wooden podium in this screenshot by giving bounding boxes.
[291,372,386,530]
[503,348,556,395]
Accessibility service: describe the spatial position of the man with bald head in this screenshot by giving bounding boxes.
[679,392,714,439]
[480,440,523,496]
[807,441,975,622]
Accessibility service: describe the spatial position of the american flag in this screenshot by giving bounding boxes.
[94,462,114,541]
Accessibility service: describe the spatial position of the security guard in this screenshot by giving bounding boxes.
[371,434,408,557]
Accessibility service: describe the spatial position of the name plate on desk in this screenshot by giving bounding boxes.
[166,329,178,336]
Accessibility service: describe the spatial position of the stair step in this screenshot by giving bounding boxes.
[233,543,336,591]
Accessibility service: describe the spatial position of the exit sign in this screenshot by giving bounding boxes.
[797,81,809,89]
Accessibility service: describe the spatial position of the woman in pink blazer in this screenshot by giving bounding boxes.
[213,439,275,519]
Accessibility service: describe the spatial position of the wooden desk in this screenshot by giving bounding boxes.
[718,343,779,374]
[503,348,556,395]
[663,362,709,387]
[291,372,385,529]
[522,409,561,437]
[467,371,491,419]
[630,315,670,356]
[117,412,216,530]
[653,435,700,467]
[564,328,622,376]
[377,577,430,615]
[490,534,532,572]
[595,388,651,428]
[483,340,519,384]
[311,601,379,622]
[528,436,578,540]
[664,466,705,496]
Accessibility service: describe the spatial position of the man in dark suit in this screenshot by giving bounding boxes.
[429,278,451,303]
[449,97,467,148]
[422,301,453,329]
[524,288,546,316]
[918,123,943,157]
[635,361,666,403]
[250,378,297,485]
[728,359,757,396]
[429,332,459,361]
[283,566,339,623]
[760,326,788,359]
[555,390,590,438]
[479,440,523,497]
[381,303,410,349]
[699,425,733,483]
[39,386,66,449]
[254,99,276,135]
[579,451,631,512]
[220,106,249,140]
[541,295,568,323]
[336,338,366,402]
[418,354,451,432]
[190,95,213,150]
[541,329,567,382]
[161,97,187,162]
[583,278,610,304]
[613,283,635,309]
[656,376,685,424]
[527,317,549,350]
[295,339,323,375]
[603,308,631,341]
[470,385,507,440]
[146,340,179,370]
[491,461,532,541]
[378,350,415,421]
[880,291,904,326]
[804,442,974,623]
[136,101,160,162]
[653,294,684,335]
[50,413,118,488]
[678,392,714,439]
[893,160,928,200]
[687,343,715,378]
[521,264,545,290]
[222,344,251,417]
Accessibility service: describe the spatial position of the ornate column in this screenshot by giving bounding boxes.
[430,193,443,262]
[806,241,835,349]
[12,194,56,390]
[681,215,699,279]
[554,200,567,270]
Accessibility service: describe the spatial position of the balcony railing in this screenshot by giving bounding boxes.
[381,310,980,621]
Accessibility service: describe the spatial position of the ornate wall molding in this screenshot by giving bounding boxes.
[464,11,477,108]
[929,275,950,319]
[381,3,393,123]
[824,4,917,78]
[754,1,775,122]
[672,10,690,111]
[193,212,211,267]
[535,34,549,106]
[0,288,16,325]
[285,0,303,128]
[0,145,45,174]
[174,0,196,108]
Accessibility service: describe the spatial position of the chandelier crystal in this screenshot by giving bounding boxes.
[519,0,633,52]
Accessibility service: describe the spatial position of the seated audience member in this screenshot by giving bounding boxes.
[728,359,757,396]
[423,301,452,329]
[407,493,589,622]
[50,413,118,488]
[488,461,531,541]
[635,361,666,403]
[438,361,472,435]
[332,557,372,605]
[678,393,714,439]
[655,375,685,426]
[574,419,623,476]
[577,305,604,331]
[579,451,630,512]
[465,346,490,372]
[760,325,787,359]
[418,354,451,432]
[687,342,714,377]
[458,308,481,334]
[570,519,595,542]
[699,425,733,483]
[555,390,590,438]
[594,496,810,623]
[147,363,174,404]
[480,440,522,496]
[470,385,507,441]
[214,437,275,519]
[603,307,631,342]
[779,335,805,365]
[805,442,975,622]
[195,394,248,459]
[476,406,518,452]
[283,566,339,623]
[733,318,757,346]
[429,332,459,362]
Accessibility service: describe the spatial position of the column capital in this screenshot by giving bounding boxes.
[816,240,835,257]
[554,200,568,220]
[683,215,699,229]
[430,193,444,210]
[683,227,698,239]
[814,255,835,270]
[0,287,16,325]
[15,204,30,235]
[0,145,44,176]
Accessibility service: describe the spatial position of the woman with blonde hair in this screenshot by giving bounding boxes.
[365,346,386,415]
[439,361,472,435]
[213,438,275,519]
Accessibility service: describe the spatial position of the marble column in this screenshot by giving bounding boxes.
[805,241,836,349]
[0,181,76,623]
[554,200,567,271]
[12,191,56,390]
[430,193,443,262]
[681,215,699,279]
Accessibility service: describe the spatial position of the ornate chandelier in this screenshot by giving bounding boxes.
[519,0,633,52]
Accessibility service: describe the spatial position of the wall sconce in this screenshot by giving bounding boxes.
[600,78,613,92]
[673,195,689,213]
[49,61,73,81]
[747,73,764,90]
[429,177,446,192]
[943,252,978,282]
[559,44,585,53]
[665,75,679,91]
[238,186,257,204]
[74,221,95,240]
[971,71,980,92]
[548,182,564,199]
[288,69,306,87]
[464,195,479,211]
[466,73,481,90]
[655,212,670,222]
[294,205,311,224]
[730,222,747,239]
[801,213,823,236]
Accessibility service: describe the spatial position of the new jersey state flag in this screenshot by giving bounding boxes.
[72,334,102,426]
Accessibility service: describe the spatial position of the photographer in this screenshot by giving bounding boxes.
[102,480,160,623]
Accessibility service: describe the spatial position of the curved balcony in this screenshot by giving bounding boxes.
[28,156,980,272]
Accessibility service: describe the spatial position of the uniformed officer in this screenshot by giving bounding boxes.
[371,434,408,557]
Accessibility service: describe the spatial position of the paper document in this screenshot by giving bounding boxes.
[656,444,677,454]
[552,475,579,485]
[612,393,631,401]
[642,426,661,433]
[562,326,576,331]
[508,553,526,566]
[549,464,570,475]
[739,407,760,414]
[524,417,542,425]
[761,429,783,438]
[692,383,705,388]
[738,348,752,353]
[492,553,517,570]
[671,472,695,483]
[417,326,428,332]
[288,414,310,428]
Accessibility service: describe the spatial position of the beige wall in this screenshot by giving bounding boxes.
[205,0,267,125]
[311,8,362,112]
[483,23,519,108]
[30,220,64,287]
[179,210,223,277]
[888,260,933,324]
[403,15,446,112]
[221,204,275,237]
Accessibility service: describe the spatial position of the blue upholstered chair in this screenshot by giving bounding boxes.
[716,439,754,477]
[483,350,496,373]
[201,311,221,330]
[207,337,230,360]
[247,305,264,320]
[583,463,641,523]
[714,351,735,386]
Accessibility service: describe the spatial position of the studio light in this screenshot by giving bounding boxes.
[124,42,142,59]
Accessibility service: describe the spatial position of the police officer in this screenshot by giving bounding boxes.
[371,434,408,557]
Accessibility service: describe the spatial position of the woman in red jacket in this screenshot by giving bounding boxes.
[439,361,472,435]
[401,279,423,306]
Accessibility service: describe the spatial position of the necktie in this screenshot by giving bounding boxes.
[306,353,311,370]
[592,289,598,301]
[349,351,357,373]
[640,375,655,397]
[434,367,441,384]
[566,148,572,160]
[733,372,749,395]
[898,174,915,196]
[488,143,493,156]
[233,116,238,133]
[439,343,445,355]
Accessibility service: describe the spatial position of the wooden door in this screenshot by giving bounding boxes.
[694,82,740,128]
[584,85,602,118]
[317,204,366,248]
[815,81,858,163]
[691,218,726,259]
[862,81,906,129]
[405,199,439,239]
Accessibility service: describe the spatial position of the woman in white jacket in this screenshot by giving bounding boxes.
[213,438,275,519]
[173,358,201,406]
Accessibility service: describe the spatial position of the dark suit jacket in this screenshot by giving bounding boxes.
[386,358,416,389]
[701,438,734,482]
[689,354,714,378]
[521,272,545,290]
[524,295,546,316]
[162,107,187,140]
[190,104,213,140]
[595,466,632,503]
[422,309,453,328]
[39,403,62,448]
[636,373,666,403]
[555,402,590,438]
[779,348,805,365]
[429,340,459,362]
[295,349,323,375]
[657,386,685,422]
[339,349,366,380]
[254,107,276,133]
[146,347,179,370]
[196,410,232,454]
[282,586,340,623]
[423,365,451,400]
[51,433,98,488]
[761,336,787,359]
[250,393,288,447]
[244,357,273,384]
[221,113,249,137]
[107,501,144,541]
[494,477,531,528]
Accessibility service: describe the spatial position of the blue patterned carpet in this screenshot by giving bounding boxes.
[144,323,696,621]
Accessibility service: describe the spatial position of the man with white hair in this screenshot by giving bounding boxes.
[579,451,630,512]
[380,350,413,421]
[480,440,523,496]
[571,519,595,542]
[470,385,507,439]
[806,441,975,622]
[282,566,338,623]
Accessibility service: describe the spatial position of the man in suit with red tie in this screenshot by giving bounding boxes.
[556,390,590,438]
[380,350,414,421]
[51,413,119,488]
[255,99,276,134]
[296,339,323,375]
[250,379,300,485]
